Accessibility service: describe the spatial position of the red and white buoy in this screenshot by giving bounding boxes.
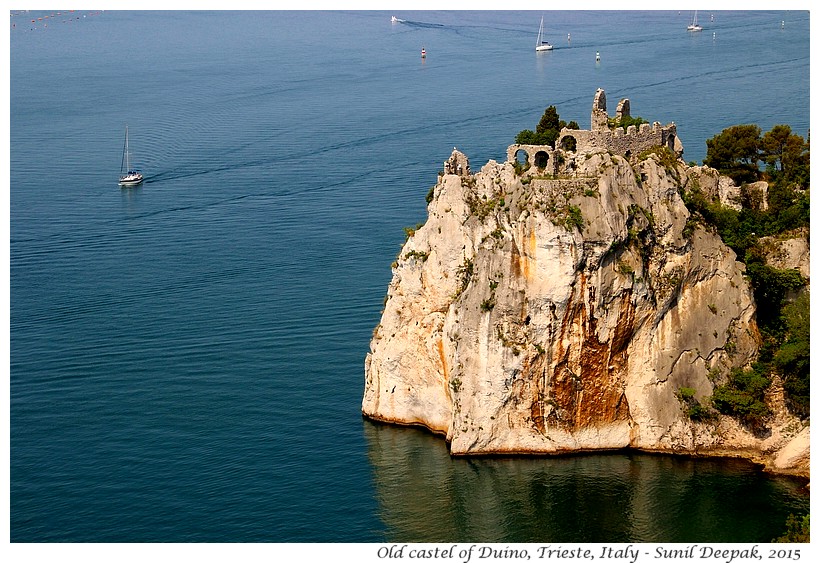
[421,46,426,59]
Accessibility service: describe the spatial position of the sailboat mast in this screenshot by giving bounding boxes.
[124,125,131,173]
[121,126,128,173]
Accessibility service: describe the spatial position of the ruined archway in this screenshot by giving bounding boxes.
[560,135,578,152]
[512,148,532,174]
[534,150,550,169]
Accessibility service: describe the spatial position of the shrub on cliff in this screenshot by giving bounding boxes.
[731,260,807,419]
[774,293,810,418]
[766,181,810,233]
[710,365,770,427]
[607,114,647,132]
[639,145,679,178]
[675,387,715,422]
[565,205,584,231]
[745,262,806,331]
[686,123,810,420]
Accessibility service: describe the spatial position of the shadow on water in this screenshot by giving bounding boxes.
[363,421,809,543]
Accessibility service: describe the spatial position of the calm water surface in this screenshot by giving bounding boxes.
[10,10,810,542]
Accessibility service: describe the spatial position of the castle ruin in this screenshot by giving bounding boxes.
[505,89,683,176]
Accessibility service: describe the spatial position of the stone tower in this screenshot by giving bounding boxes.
[591,88,608,131]
[616,98,631,121]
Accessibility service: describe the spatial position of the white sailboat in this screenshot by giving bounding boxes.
[535,15,553,51]
[687,10,703,32]
[118,125,143,187]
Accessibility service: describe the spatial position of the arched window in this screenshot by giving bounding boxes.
[534,151,550,169]
[560,135,577,152]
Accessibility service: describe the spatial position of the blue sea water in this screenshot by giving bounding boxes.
[9,10,810,543]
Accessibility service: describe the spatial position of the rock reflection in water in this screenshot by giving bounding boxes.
[363,421,809,543]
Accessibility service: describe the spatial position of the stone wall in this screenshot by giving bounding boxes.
[559,121,679,159]
[505,145,560,176]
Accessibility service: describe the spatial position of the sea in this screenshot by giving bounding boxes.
[9,9,811,547]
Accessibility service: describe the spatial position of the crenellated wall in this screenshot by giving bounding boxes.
[558,120,679,159]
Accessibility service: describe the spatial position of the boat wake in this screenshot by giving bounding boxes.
[396,19,445,29]
[141,164,251,184]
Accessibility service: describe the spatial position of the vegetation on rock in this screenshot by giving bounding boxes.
[454,257,474,298]
[710,365,771,427]
[639,145,679,177]
[775,293,810,417]
[607,114,647,132]
[692,124,810,422]
[704,124,809,187]
[675,387,714,422]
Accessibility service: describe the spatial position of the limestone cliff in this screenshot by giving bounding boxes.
[761,227,810,281]
[363,94,808,477]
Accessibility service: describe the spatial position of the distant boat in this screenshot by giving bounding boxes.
[687,10,703,32]
[535,15,553,51]
[118,125,143,187]
[391,16,403,24]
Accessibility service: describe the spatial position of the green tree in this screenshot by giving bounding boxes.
[766,181,810,232]
[761,125,810,187]
[515,129,538,145]
[536,106,560,136]
[515,105,573,148]
[704,124,762,184]
[745,262,806,331]
[760,124,792,173]
[781,133,810,186]
[536,105,561,147]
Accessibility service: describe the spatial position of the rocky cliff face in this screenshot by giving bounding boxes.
[761,227,810,281]
[363,147,808,476]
